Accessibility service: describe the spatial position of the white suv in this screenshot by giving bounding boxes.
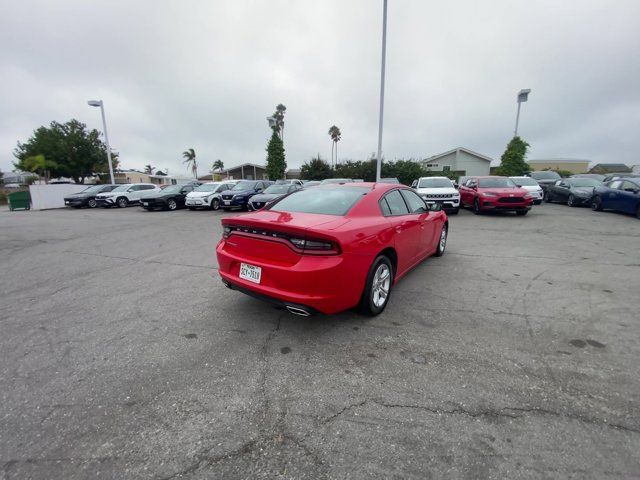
[412,176,460,214]
[185,181,237,210]
[95,183,161,208]
[510,177,543,205]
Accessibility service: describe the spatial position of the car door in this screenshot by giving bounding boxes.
[617,181,640,214]
[179,185,194,205]
[459,178,476,206]
[550,180,567,202]
[381,189,421,272]
[602,180,623,210]
[400,189,437,258]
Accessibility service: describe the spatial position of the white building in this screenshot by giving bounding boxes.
[421,147,492,176]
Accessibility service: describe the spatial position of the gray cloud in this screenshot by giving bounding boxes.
[2,0,639,175]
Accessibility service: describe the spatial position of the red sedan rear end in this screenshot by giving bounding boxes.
[216,183,448,316]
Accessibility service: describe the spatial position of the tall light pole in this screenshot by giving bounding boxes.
[514,89,531,137]
[375,0,388,182]
[87,100,115,184]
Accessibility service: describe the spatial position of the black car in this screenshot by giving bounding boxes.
[527,171,562,192]
[247,183,301,210]
[64,184,118,208]
[220,180,274,210]
[602,173,640,182]
[544,178,602,206]
[140,183,201,211]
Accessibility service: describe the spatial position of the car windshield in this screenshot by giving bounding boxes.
[162,185,182,193]
[270,186,369,215]
[263,185,290,194]
[511,177,539,186]
[111,185,130,192]
[320,178,353,184]
[530,171,561,180]
[478,178,517,188]
[81,185,107,193]
[232,181,258,191]
[195,183,220,192]
[418,178,452,188]
[569,178,601,187]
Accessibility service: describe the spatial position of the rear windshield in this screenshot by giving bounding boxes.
[568,178,601,187]
[478,178,517,188]
[320,178,353,184]
[530,171,561,180]
[418,178,452,188]
[269,187,369,216]
[511,177,539,186]
[81,185,107,193]
[263,185,291,194]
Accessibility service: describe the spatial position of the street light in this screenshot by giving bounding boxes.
[375,0,388,182]
[514,88,531,137]
[87,99,115,184]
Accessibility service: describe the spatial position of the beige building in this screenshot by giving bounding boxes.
[421,147,492,176]
[527,158,590,174]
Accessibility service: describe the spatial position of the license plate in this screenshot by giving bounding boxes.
[239,263,261,284]
[142,202,148,206]
[65,201,69,205]
[224,200,231,205]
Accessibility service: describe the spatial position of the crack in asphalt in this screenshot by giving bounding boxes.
[320,399,640,434]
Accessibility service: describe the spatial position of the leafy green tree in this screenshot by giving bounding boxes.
[0,168,4,185]
[23,154,59,184]
[273,104,286,139]
[300,155,333,180]
[266,131,286,180]
[182,148,197,178]
[496,136,530,176]
[212,159,224,172]
[144,164,155,174]
[328,125,341,167]
[13,119,117,184]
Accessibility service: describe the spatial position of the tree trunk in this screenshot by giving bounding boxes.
[331,142,334,168]
[335,142,338,166]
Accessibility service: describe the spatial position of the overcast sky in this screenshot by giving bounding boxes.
[2,0,639,176]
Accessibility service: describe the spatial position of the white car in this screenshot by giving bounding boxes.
[510,176,543,205]
[95,183,161,208]
[412,176,460,214]
[185,181,237,210]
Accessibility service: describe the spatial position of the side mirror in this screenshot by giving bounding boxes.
[256,188,263,193]
[426,202,442,212]
[127,188,134,192]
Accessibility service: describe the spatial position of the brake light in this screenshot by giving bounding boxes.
[222,224,340,255]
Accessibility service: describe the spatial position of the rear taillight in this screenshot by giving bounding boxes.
[222,224,340,255]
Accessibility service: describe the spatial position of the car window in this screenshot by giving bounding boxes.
[608,180,622,189]
[466,179,477,188]
[379,198,392,216]
[384,190,410,215]
[269,186,369,216]
[400,189,426,213]
[621,181,639,192]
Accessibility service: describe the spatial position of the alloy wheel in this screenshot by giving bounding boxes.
[167,199,177,210]
[568,194,576,207]
[591,196,602,211]
[473,199,481,215]
[117,197,127,208]
[87,198,97,208]
[435,226,447,256]
[211,198,220,210]
[371,264,391,308]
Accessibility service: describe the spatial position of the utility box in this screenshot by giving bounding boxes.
[8,191,31,211]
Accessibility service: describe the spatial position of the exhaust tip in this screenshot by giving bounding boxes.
[286,305,311,317]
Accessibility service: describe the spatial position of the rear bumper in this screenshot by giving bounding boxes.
[221,279,321,315]
[64,198,86,207]
[216,240,366,314]
[141,199,167,208]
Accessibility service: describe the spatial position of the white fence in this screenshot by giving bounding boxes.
[29,184,87,210]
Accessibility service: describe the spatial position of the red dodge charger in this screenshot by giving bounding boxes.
[216,183,448,316]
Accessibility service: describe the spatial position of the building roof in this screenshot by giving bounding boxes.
[424,147,493,163]
[222,163,266,172]
[589,163,631,173]
[528,158,590,164]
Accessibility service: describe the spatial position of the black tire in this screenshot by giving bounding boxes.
[116,197,128,208]
[211,198,220,211]
[516,210,528,216]
[359,255,394,316]
[636,205,640,219]
[544,191,551,203]
[591,196,603,211]
[567,194,576,207]
[473,198,482,215]
[87,198,97,208]
[167,199,178,211]
[434,224,448,257]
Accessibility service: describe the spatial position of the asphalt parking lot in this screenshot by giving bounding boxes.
[1,204,639,479]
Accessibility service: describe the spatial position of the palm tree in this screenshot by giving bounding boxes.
[212,159,224,173]
[144,164,155,175]
[273,104,286,140]
[182,148,197,178]
[328,126,341,167]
